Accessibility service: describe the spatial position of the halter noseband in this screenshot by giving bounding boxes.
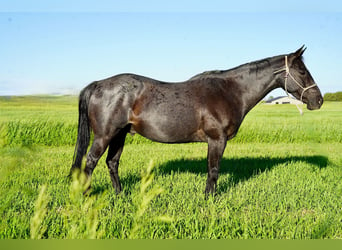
[274,56,317,115]
[274,56,317,102]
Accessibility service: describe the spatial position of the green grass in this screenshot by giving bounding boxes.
[0,143,341,239]
[0,96,341,239]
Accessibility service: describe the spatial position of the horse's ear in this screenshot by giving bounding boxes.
[294,45,306,58]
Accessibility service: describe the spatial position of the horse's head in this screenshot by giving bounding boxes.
[276,46,323,110]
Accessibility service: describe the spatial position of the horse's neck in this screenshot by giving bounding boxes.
[225,56,284,114]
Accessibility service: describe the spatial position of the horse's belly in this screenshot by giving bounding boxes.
[130,113,203,143]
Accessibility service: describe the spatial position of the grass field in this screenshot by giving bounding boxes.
[0,96,341,239]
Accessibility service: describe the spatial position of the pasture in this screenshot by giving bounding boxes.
[0,96,341,239]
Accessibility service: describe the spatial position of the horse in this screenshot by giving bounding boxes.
[70,46,323,195]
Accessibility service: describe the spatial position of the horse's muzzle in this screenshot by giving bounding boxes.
[307,95,323,110]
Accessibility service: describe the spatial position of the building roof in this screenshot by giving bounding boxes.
[265,96,287,103]
[265,96,302,103]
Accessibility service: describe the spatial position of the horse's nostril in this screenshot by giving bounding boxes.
[318,97,323,106]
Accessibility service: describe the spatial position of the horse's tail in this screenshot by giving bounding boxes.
[70,84,93,174]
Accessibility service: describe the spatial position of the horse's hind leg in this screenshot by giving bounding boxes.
[106,126,130,194]
[83,136,111,193]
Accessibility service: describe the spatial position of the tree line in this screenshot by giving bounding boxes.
[324,91,342,101]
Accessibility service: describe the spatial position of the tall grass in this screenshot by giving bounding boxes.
[1,97,341,146]
[30,184,49,239]
[1,114,341,147]
[129,160,172,238]
[2,121,77,146]
[26,159,171,239]
[62,169,105,239]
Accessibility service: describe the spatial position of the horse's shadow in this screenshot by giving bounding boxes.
[157,155,328,193]
[90,173,141,196]
[90,155,328,195]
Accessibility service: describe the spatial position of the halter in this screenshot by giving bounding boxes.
[274,56,317,115]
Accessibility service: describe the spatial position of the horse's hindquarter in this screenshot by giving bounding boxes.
[87,75,144,137]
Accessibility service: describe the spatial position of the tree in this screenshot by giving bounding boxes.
[324,91,342,101]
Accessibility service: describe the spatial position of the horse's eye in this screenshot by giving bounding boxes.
[298,65,306,75]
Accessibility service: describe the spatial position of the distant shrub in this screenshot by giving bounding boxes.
[324,91,342,101]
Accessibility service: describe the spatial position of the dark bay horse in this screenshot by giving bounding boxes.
[71,46,323,194]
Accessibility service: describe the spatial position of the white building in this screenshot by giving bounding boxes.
[265,96,303,105]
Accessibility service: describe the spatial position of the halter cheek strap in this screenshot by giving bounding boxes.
[274,56,317,115]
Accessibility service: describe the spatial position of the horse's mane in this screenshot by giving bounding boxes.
[190,55,284,80]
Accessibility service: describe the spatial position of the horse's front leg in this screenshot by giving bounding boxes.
[205,137,227,194]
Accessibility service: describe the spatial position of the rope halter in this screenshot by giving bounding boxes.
[273,56,317,115]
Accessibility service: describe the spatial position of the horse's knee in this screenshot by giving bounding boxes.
[84,152,99,175]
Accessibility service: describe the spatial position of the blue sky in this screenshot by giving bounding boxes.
[1,1,342,97]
